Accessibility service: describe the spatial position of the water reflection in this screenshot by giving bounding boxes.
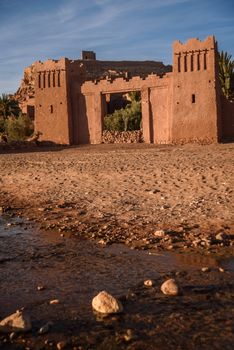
[0,216,232,319]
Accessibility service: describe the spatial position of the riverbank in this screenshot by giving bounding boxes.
[0,143,234,349]
[0,143,233,255]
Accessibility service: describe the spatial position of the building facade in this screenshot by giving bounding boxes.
[34,36,234,145]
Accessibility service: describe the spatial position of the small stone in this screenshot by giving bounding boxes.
[9,332,17,340]
[201,267,210,272]
[219,267,225,272]
[161,279,180,296]
[123,329,134,341]
[38,322,53,335]
[154,230,165,238]
[0,311,31,333]
[92,291,123,314]
[215,232,227,241]
[98,239,106,245]
[49,299,60,305]
[57,341,67,349]
[37,285,45,291]
[144,279,153,287]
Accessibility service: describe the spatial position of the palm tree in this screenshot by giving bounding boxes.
[218,51,234,99]
[0,93,20,119]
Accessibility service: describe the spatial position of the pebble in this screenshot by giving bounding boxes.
[49,299,60,305]
[9,332,17,340]
[161,279,180,296]
[98,239,106,245]
[144,279,153,287]
[154,230,165,238]
[0,311,31,333]
[219,267,225,272]
[38,322,53,334]
[57,341,67,349]
[215,232,226,241]
[201,267,210,272]
[37,285,45,291]
[92,291,123,314]
[123,329,134,341]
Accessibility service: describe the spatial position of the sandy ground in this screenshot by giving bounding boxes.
[0,143,233,252]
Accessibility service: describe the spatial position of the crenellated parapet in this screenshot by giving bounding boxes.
[35,58,69,89]
[173,35,217,73]
[81,72,172,94]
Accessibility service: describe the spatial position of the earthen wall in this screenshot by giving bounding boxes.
[34,36,234,145]
[34,58,72,144]
[172,36,220,143]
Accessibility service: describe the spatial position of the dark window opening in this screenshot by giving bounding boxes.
[43,73,46,88]
[38,74,41,88]
[53,72,55,87]
[204,52,207,70]
[57,71,61,87]
[178,55,181,72]
[48,72,50,88]
[192,94,196,103]
[50,105,53,113]
[184,55,187,72]
[197,54,200,70]
[191,54,194,71]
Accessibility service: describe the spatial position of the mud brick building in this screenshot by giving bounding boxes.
[34,36,234,144]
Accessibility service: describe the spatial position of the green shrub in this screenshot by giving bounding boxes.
[104,99,142,132]
[5,114,34,141]
[0,94,20,118]
[104,109,125,131]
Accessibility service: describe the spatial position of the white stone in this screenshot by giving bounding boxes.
[161,279,180,296]
[144,279,153,287]
[49,299,59,305]
[0,311,31,333]
[215,232,226,241]
[92,291,123,314]
[154,230,165,238]
[57,341,67,349]
[201,267,210,272]
[37,285,45,291]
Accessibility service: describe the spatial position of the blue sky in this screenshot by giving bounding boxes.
[0,0,233,94]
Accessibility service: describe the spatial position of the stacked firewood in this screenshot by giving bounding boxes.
[102,130,143,143]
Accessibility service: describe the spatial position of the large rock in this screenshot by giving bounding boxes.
[160,279,180,296]
[0,311,32,333]
[92,291,123,314]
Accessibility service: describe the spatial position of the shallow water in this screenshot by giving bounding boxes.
[0,215,230,320]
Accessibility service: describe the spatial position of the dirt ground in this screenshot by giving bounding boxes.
[0,143,233,251]
[0,143,234,349]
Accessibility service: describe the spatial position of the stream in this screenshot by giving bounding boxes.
[0,215,233,350]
